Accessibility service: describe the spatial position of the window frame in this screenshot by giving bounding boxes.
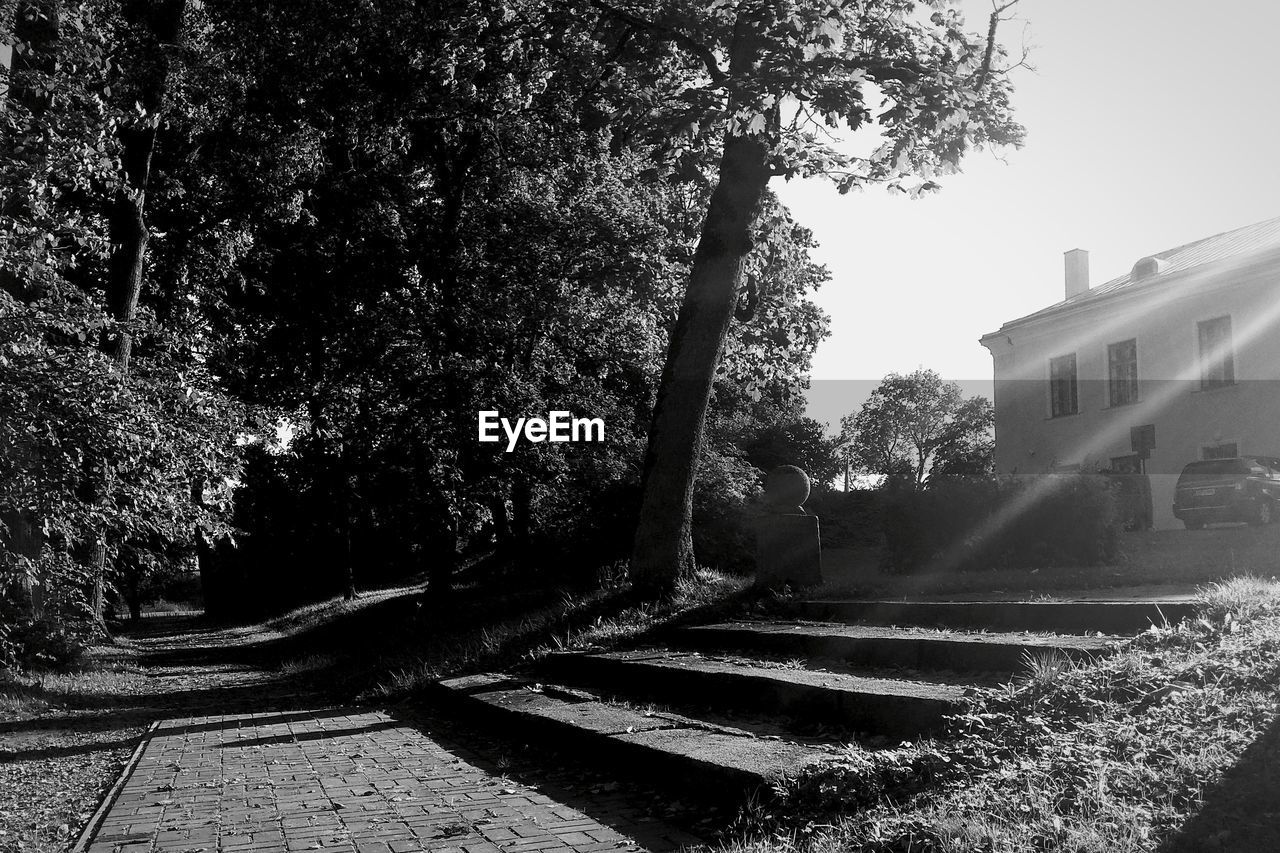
[1109,453,1142,474]
[1049,353,1079,418]
[1107,338,1139,407]
[1202,441,1239,461]
[1197,315,1236,390]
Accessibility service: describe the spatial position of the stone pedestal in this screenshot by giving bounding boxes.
[754,513,822,588]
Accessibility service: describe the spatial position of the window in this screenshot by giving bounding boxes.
[1108,339,1138,406]
[1198,316,1235,389]
[1130,423,1156,455]
[1110,454,1142,474]
[1202,442,1239,460]
[1049,353,1078,417]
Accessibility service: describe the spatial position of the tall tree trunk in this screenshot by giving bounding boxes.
[106,184,150,373]
[342,527,356,600]
[105,0,188,367]
[349,455,376,601]
[424,490,457,601]
[340,450,356,601]
[88,0,189,629]
[411,440,458,604]
[191,475,219,616]
[511,479,533,550]
[123,554,143,623]
[488,488,511,547]
[629,22,772,593]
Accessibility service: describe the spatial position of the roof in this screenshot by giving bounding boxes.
[992,214,1280,333]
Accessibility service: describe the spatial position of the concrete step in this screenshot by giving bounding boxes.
[535,649,968,739]
[431,673,833,801]
[794,599,1193,634]
[671,621,1120,673]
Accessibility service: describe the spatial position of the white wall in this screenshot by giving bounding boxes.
[986,250,1280,528]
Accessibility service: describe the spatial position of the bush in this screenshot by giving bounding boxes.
[804,488,883,547]
[881,473,1120,573]
[0,614,92,671]
[692,450,762,573]
[0,554,95,671]
[526,475,642,587]
[516,447,763,581]
[879,479,997,572]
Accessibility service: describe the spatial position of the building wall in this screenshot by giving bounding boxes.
[985,257,1280,528]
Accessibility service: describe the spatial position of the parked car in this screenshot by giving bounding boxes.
[1173,456,1280,529]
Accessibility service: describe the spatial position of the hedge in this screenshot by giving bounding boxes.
[879,474,1120,573]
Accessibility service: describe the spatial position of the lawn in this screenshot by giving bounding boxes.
[0,661,155,853]
[716,577,1280,853]
[818,524,1280,600]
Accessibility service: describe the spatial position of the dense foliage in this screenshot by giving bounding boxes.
[1,0,248,664]
[1,0,1028,661]
[0,0,894,657]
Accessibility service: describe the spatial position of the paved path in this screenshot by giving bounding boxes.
[87,706,701,853]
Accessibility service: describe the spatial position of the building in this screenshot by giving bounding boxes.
[980,216,1280,529]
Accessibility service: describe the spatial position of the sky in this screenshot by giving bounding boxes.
[783,0,1280,431]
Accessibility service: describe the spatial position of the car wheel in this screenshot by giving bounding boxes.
[1183,520,1204,530]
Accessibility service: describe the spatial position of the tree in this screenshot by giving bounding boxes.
[840,369,991,489]
[1,0,247,653]
[80,0,193,627]
[182,0,839,607]
[741,418,842,487]
[2,0,1023,653]
[929,395,994,482]
[606,0,1026,590]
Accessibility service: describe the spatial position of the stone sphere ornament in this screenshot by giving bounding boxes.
[763,465,811,513]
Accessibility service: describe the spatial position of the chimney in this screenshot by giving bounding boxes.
[1064,248,1090,299]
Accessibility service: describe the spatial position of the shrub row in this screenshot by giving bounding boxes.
[874,474,1121,573]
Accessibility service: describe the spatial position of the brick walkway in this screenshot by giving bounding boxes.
[86,707,702,853]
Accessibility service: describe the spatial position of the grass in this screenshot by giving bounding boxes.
[0,661,159,853]
[1019,648,1076,688]
[276,653,339,677]
[141,598,202,615]
[184,582,425,645]
[1197,574,1280,622]
[817,524,1280,600]
[0,663,151,717]
[713,577,1280,853]
[364,568,753,700]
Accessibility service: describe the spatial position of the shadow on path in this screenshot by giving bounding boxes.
[45,597,716,853]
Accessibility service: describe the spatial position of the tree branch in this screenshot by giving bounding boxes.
[977,0,1021,86]
[588,0,727,86]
